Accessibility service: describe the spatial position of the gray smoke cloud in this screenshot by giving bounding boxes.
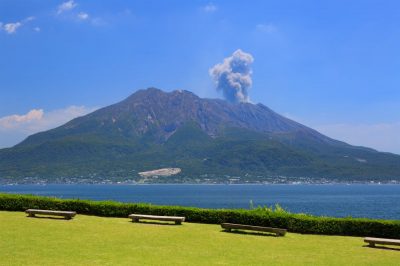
[209,49,254,103]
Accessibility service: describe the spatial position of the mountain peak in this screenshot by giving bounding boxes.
[22,88,331,146]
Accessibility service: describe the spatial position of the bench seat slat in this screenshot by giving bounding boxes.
[221,223,287,236]
[25,209,76,219]
[364,237,400,246]
[26,209,76,215]
[129,214,185,224]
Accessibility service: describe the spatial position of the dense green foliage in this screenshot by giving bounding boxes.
[1,193,400,238]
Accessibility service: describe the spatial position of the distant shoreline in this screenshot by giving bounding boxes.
[1,180,400,185]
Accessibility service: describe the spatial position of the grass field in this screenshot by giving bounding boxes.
[1,211,399,265]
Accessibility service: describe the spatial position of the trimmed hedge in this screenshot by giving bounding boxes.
[1,193,400,238]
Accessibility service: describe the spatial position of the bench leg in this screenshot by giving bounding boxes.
[175,221,182,225]
[132,218,139,223]
[368,242,375,247]
[28,213,35,217]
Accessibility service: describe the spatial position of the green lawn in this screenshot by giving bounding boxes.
[0,211,399,265]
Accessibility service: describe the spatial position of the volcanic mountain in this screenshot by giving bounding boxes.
[1,88,399,183]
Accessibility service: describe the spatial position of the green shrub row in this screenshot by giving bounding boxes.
[1,193,399,238]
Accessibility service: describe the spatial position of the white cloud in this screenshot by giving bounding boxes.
[57,0,77,15]
[34,27,41,32]
[0,106,97,148]
[203,3,217,13]
[0,109,44,128]
[1,16,35,34]
[314,122,400,155]
[55,1,101,25]
[3,22,22,34]
[77,12,89,20]
[256,23,277,33]
[24,16,35,22]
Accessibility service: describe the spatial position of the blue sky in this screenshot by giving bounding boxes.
[0,0,399,154]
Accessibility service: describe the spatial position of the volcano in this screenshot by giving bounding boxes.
[1,88,399,183]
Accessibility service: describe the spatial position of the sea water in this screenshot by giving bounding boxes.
[1,184,399,220]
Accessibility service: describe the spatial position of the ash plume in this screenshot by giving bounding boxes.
[209,49,254,103]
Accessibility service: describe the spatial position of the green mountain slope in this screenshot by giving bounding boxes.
[1,88,399,183]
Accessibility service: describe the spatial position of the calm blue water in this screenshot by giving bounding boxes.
[1,184,400,220]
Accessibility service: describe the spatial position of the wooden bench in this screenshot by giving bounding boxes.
[129,214,185,225]
[364,237,400,248]
[221,223,287,236]
[25,209,76,220]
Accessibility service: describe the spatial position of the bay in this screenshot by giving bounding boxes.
[1,184,399,220]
